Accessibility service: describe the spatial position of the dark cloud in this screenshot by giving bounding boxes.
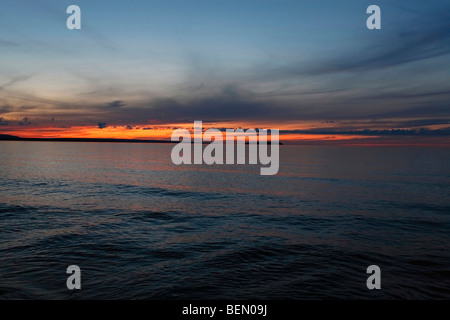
[0,117,9,126]
[51,84,289,124]
[362,90,450,101]
[2,77,448,127]
[134,84,292,122]
[367,104,450,119]
[0,105,13,114]
[390,118,450,128]
[17,105,38,112]
[97,122,108,129]
[25,77,445,126]
[311,118,450,131]
[125,125,133,130]
[105,100,126,108]
[281,128,450,136]
[18,117,32,126]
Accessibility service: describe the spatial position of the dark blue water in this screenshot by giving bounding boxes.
[0,141,449,299]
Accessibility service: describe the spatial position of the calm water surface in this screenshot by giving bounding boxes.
[0,141,449,299]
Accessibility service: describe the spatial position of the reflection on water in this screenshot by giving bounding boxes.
[0,141,449,299]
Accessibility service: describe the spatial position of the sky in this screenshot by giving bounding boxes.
[0,0,449,144]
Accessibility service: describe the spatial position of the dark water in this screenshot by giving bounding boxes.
[0,141,449,299]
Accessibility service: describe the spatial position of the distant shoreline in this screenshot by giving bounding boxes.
[0,134,283,145]
[0,134,176,144]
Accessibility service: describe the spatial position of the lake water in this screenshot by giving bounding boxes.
[0,141,449,299]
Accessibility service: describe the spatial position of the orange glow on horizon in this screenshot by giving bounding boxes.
[1,123,373,142]
[1,123,448,146]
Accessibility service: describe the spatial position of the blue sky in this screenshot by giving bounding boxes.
[0,0,449,133]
